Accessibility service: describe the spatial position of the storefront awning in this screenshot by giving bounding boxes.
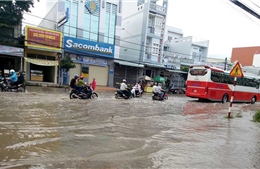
[167,69,188,74]
[114,60,144,68]
[24,57,58,66]
[144,63,166,68]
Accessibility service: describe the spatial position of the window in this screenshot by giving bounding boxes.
[189,69,208,76]
[84,0,100,41]
[104,2,117,44]
[63,0,77,37]
[152,43,159,55]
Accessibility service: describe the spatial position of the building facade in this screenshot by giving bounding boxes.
[231,46,260,66]
[0,24,23,77]
[115,0,168,85]
[39,0,122,86]
[23,26,61,84]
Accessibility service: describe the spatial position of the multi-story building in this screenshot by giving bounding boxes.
[0,24,24,77]
[164,36,209,67]
[115,0,168,85]
[39,0,122,86]
[163,26,183,70]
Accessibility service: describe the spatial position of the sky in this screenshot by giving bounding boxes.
[24,0,260,60]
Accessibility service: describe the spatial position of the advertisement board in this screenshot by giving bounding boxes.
[63,36,114,59]
[25,26,62,51]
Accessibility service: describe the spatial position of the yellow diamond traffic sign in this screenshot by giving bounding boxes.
[230,62,244,78]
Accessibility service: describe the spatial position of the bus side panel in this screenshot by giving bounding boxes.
[207,82,231,101]
[186,81,208,99]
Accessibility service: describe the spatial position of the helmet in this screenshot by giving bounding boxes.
[80,76,84,79]
[10,69,15,73]
[122,79,126,82]
[74,74,78,78]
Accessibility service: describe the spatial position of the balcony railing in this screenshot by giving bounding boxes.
[150,3,166,14]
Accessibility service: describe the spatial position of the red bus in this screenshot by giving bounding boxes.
[185,65,260,104]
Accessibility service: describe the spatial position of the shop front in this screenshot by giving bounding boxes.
[24,26,62,84]
[0,45,24,77]
[113,60,144,87]
[63,36,115,86]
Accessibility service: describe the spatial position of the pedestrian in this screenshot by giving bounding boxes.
[91,78,96,91]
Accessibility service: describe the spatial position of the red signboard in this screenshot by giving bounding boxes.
[25,26,62,51]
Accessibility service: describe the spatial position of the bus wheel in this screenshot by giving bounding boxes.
[222,94,228,103]
[251,96,256,104]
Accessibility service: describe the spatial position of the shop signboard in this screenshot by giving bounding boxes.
[68,53,108,66]
[0,45,23,57]
[25,26,62,51]
[63,36,114,59]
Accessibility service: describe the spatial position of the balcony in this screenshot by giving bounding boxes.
[149,3,166,15]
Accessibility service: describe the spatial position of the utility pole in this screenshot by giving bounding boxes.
[224,57,227,70]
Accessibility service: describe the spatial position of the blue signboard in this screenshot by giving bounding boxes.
[63,36,114,59]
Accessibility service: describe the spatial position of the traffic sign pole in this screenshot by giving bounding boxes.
[228,77,237,118]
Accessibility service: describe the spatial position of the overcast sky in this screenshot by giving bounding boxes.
[24,0,260,60]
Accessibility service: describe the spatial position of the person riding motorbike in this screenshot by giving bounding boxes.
[7,69,18,86]
[70,74,82,94]
[157,83,165,99]
[14,70,24,86]
[120,79,130,98]
[132,81,142,97]
[152,82,163,100]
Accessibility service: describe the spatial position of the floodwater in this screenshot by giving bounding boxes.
[0,86,260,169]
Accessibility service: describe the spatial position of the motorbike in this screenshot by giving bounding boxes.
[115,88,132,99]
[131,87,143,98]
[69,85,98,99]
[152,91,168,101]
[0,78,26,92]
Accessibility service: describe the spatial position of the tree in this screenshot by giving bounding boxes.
[59,55,76,72]
[0,0,38,27]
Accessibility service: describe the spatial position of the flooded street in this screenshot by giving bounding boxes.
[0,87,260,169]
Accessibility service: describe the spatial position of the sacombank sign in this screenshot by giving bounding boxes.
[63,36,114,58]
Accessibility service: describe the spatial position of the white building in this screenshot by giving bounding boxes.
[164,35,209,67]
[119,0,168,64]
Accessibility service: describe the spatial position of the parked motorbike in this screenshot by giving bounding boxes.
[152,92,168,101]
[0,78,26,92]
[115,88,132,99]
[69,85,98,99]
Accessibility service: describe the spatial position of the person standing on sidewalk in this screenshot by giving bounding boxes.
[91,78,96,91]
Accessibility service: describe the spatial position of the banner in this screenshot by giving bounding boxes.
[24,57,58,66]
[25,26,62,51]
[0,45,23,57]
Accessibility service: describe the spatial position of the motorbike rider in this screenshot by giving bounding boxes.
[70,74,82,94]
[14,70,24,86]
[7,69,18,86]
[132,81,142,97]
[157,83,165,99]
[120,79,130,98]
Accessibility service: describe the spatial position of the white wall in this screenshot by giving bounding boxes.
[120,2,146,62]
[253,54,260,67]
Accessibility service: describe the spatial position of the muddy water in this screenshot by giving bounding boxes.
[0,87,260,169]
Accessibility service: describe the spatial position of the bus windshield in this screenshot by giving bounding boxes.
[189,69,208,76]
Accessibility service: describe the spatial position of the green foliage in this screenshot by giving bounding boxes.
[181,67,189,72]
[0,0,38,26]
[60,55,76,72]
[253,110,260,122]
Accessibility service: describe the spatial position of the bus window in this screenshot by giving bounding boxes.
[189,69,208,76]
[211,71,223,82]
